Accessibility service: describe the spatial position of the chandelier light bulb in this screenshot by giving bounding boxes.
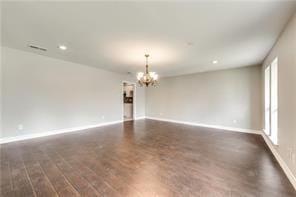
[137,72,144,80]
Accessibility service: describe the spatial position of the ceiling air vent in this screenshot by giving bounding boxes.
[28,45,47,52]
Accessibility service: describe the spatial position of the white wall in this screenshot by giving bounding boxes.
[146,66,262,130]
[262,13,296,178]
[1,47,145,138]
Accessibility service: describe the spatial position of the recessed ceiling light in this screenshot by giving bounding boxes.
[212,60,218,64]
[58,45,67,50]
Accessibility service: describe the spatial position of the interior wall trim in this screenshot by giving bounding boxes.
[0,120,123,144]
[0,116,145,144]
[261,133,296,190]
[145,116,261,134]
[134,116,145,120]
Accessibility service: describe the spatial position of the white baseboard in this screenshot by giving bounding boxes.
[261,133,296,190]
[145,116,261,134]
[135,116,146,120]
[0,120,123,144]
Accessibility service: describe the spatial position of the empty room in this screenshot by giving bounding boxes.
[1,1,296,196]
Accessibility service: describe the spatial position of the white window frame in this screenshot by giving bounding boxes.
[264,66,270,136]
[264,57,278,145]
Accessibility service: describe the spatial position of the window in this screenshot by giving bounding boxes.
[264,66,270,136]
[264,58,278,145]
[270,58,278,144]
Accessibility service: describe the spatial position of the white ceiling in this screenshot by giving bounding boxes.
[1,1,296,77]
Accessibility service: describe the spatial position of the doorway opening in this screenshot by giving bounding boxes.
[123,82,135,121]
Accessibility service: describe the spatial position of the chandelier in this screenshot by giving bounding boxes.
[137,54,158,87]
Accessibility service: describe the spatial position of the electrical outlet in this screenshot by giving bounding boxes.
[288,148,292,161]
[233,120,237,124]
[287,147,296,164]
[18,124,24,131]
[292,148,296,164]
[101,115,105,120]
[159,112,163,116]
[292,152,296,164]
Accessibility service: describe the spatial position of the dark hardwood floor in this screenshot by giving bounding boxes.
[1,119,295,197]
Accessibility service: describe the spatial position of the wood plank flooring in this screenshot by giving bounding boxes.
[1,119,295,196]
